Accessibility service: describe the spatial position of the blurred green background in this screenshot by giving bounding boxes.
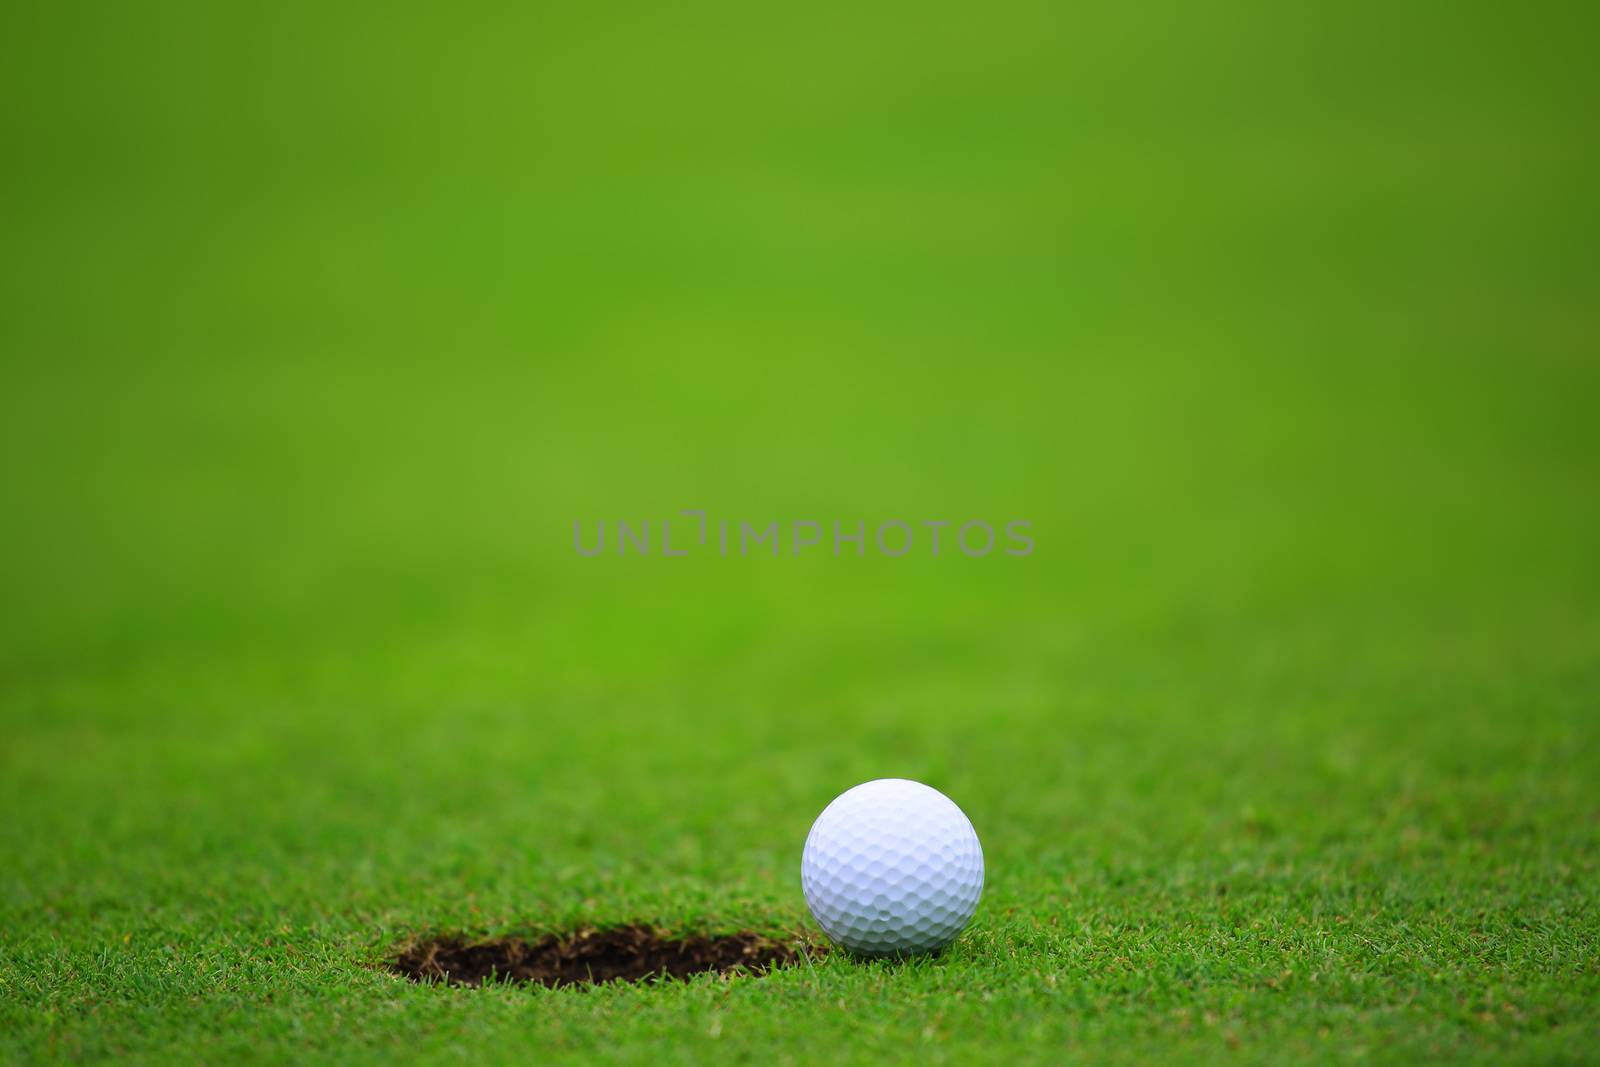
[2,1,1597,1061]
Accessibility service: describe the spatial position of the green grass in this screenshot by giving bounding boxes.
[2,0,1599,1062]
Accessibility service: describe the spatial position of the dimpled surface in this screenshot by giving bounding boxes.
[801,779,984,956]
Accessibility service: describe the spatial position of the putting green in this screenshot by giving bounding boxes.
[3,1,1597,1062]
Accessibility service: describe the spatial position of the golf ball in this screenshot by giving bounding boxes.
[801,778,984,956]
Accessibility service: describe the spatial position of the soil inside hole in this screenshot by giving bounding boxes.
[390,925,802,989]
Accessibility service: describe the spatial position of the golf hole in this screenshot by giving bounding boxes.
[389,924,804,989]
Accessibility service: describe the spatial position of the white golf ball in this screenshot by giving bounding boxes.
[801,778,984,957]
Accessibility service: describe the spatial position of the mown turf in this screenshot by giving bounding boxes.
[2,0,1598,1062]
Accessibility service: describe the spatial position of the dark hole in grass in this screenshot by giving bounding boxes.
[390,924,802,989]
